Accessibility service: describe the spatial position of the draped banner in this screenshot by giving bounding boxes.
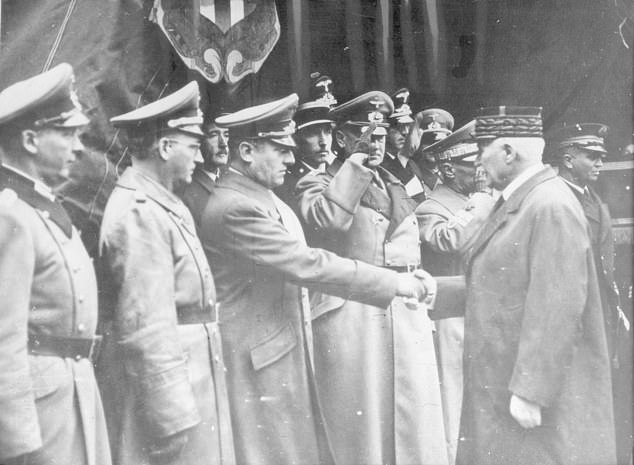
[150,0,280,84]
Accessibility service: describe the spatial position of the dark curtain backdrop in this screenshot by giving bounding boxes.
[0,0,632,253]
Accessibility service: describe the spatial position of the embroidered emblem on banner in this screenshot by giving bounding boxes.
[151,0,280,84]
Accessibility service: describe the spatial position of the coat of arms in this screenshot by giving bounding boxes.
[151,0,280,84]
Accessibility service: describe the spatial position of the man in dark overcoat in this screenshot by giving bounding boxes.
[547,122,631,465]
[0,64,111,465]
[176,115,229,230]
[199,93,435,465]
[457,106,617,465]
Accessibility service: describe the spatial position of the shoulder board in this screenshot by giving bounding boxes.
[0,188,18,208]
[134,190,147,203]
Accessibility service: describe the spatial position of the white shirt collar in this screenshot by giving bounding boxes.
[502,163,544,201]
[202,168,219,182]
[560,176,586,195]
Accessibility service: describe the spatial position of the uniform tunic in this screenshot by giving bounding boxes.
[564,181,632,465]
[295,159,448,465]
[200,170,401,465]
[458,167,616,465]
[416,184,493,465]
[98,167,234,465]
[0,164,111,465]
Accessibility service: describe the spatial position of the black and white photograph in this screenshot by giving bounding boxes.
[0,1,632,464]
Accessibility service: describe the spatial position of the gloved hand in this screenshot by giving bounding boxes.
[149,428,190,464]
[509,394,542,429]
[348,123,378,165]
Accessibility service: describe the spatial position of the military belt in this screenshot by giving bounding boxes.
[382,264,421,273]
[177,302,219,325]
[28,334,102,362]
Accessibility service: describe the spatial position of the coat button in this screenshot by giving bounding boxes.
[78,296,84,303]
[77,323,86,333]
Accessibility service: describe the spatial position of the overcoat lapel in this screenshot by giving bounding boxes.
[192,167,216,194]
[465,167,557,267]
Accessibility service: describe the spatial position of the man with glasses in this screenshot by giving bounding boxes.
[99,82,235,465]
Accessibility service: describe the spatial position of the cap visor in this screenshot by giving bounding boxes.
[270,135,297,148]
[58,112,90,128]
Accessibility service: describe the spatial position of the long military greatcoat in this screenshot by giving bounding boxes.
[199,170,401,465]
[295,159,448,465]
[98,167,234,465]
[416,184,493,465]
[565,181,631,465]
[0,165,111,465]
[457,167,616,465]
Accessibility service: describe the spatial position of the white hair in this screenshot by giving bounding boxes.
[496,137,545,161]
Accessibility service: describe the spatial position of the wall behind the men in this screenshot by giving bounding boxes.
[0,0,631,253]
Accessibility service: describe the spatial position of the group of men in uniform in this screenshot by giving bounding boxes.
[0,62,629,465]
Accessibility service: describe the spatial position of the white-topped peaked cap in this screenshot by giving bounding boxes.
[424,120,478,163]
[0,63,89,128]
[215,93,299,148]
[110,81,203,137]
[329,91,394,136]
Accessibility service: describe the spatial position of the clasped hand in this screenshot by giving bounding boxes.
[396,269,437,309]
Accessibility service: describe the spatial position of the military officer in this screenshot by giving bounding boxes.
[415,120,495,465]
[547,123,631,465]
[199,93,435,465]
[410,108,455,191]
[0,64,111,465]
[458,107,616,465]
[176,112,229,229]
[275,73,338,208]
[381,88,427,203]
[98,82,235,465]
[295,91,448,465]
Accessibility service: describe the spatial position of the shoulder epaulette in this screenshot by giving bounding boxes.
[134,190,147,203]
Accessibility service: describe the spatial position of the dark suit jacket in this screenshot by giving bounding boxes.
[457,167,616,465]
[565,182,623,357]
[176,165,217,231]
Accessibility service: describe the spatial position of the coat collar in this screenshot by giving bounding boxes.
[0,164,73,237]
[465,166,557,266]
[215,170,278,216]
[118,167,189,216]
[359,166,416,238]
[191,165,217,194]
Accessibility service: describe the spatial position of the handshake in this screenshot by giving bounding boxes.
[395,269,437,310]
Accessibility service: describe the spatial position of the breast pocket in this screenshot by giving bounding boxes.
[250,322,298,371]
